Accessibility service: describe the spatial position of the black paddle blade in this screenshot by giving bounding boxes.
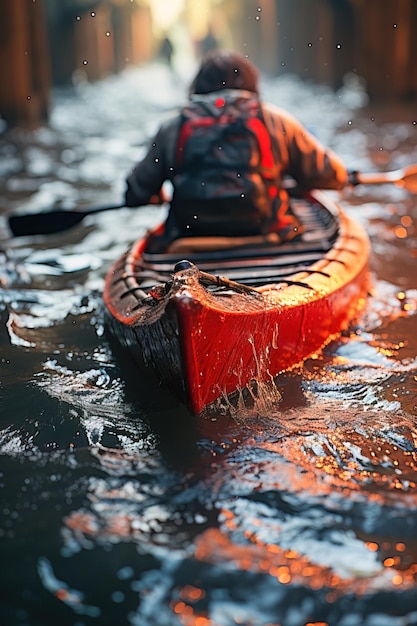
[8,209,89,237]
[8,204,126,237]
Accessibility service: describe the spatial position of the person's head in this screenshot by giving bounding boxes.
[189,50,259,96]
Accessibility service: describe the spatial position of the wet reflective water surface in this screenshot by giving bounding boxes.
[1,64,417,626]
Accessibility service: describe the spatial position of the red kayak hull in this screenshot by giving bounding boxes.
[104,191,370,415]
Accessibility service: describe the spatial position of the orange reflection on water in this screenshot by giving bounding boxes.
[171,601,214,626]
[172,601,195,619]
[193,524,417,599]
[171,596,285,626]
[260,425,417,504]
[195,526,347,594]
[180,585,206,602]
[401,215,413,228]
[65,511,99,535]
[395,225,408,239]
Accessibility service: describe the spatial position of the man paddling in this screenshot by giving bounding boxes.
[125,50,349,251]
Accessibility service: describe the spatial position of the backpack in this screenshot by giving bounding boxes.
[170,90,280,237]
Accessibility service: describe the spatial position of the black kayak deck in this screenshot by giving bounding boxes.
[132,196,341,288]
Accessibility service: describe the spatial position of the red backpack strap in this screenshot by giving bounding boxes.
[258,104,281,173]
[246,116,276,173]
[175,117,192,168]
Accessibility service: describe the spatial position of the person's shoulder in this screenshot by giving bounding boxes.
[261,102,307,137]
[159,109,182,127]
[262,101,300,124]
[154,110,183,137]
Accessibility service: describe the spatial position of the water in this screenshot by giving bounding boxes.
[1,63,417,626]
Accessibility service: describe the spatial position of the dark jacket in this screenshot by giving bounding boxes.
[125,91,348,237]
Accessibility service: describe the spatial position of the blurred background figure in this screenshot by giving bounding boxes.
[197,26,219,58]
[158,35,174,68]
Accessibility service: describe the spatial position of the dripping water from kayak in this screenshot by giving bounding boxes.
[1,63,417,625]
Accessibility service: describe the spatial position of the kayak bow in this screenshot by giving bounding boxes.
[104,191,370,414]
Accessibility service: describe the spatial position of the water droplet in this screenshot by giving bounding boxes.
[111,591,125,603]
[117,566,134,580]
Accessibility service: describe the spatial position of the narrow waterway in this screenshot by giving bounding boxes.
[1,63,417,626]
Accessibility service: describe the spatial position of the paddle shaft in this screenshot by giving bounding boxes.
[7,164,417,237]
[351,163,417,193]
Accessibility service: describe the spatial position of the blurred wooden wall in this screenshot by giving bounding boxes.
[354,0,417,100]
[0,0,50,127]
[47,1,154,84]
[232,0,417,100]
[1,0,417,128]
[230,0,355,87]
[0,0,154,128]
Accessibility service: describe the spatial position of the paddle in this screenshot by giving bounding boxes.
[350,163,417,194]
[7,203,125,237]
[7,164,417,237]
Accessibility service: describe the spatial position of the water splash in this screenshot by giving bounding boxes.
[36,358,153,453]
[38,557,101,618]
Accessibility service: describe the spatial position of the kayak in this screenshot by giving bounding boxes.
[103,190,370,415]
